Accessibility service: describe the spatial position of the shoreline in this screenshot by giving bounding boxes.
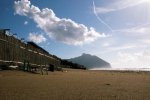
[90,67,150,72]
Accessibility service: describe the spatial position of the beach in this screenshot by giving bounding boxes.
[0,69,150,100]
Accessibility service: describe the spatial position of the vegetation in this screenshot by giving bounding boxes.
[61,59,86,70]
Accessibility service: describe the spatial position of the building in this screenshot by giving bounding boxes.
[0,29,60,73]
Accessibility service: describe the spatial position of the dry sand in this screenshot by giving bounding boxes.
[0,69,150,100]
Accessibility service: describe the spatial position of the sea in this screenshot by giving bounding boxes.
[90,67,150,72]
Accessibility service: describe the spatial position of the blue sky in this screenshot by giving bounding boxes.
[0,0,150,68]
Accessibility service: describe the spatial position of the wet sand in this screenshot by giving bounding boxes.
[0,69,150,100]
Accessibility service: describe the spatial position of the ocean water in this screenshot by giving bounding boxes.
[90,67,150,72]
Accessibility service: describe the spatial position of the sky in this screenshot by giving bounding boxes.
[0,0,150,68]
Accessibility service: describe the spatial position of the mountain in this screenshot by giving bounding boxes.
[67,53,111,69]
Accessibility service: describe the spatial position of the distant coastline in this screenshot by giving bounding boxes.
[90,67,150,72]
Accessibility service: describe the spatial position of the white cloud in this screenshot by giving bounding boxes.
[28,33,46,44]
[95,7,115,14]
[114,25,150,46]
[109,45,137,51]
[102,43,110,47]
[111,51,150,68]
[99,45,138,54]
[95,0,147,14]
[14,0,105,45]
[24,21,28,25]
[140,40,150,44]
[115,26,150,35]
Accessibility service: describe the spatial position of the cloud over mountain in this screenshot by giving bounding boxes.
[14,0,105,45]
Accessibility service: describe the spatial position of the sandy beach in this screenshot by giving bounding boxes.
[0,69,150,100]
